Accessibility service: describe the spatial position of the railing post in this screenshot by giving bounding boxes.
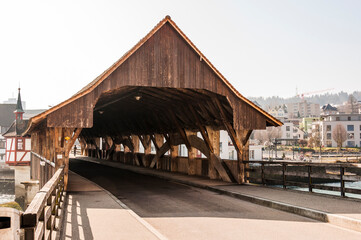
[340,166,345,197]
[24,227,35,240]
[308,165,312,192]
[282,163,286,189]
[261,162,265,185]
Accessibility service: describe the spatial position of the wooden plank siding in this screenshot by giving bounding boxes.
[44,21,278,131]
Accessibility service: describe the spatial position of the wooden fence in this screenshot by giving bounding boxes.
[21,166,65,240]
[244,160,361,197]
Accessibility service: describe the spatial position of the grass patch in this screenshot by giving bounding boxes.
[0,201,23,211]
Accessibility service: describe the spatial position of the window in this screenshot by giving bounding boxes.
[286,133,291,138]
[326,141,332,147]
[347,125,354,131]
[327,133,331,140]
[360,125,361,131]
[250,150,255,160]
[219,142,222,154]
[326,125,331,131]
[17,138,24,150]
[0,140,5,149]
[347,133,354,139]
[286,126,290,131]
[348,117,351,121]
[229,150,234,160]
[347,141,355,147]
[336,117,340,121]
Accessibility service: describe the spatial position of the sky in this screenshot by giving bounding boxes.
[0,0,360,109]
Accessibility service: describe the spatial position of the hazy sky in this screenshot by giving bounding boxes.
[0,0,360,109]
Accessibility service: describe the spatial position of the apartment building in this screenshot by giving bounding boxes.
[313,113,361,148]
[287,100,320,118]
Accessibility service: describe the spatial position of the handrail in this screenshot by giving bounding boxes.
[243,160,361,168]
[244,160,361,197]
[21,166,65,240]
[31,152,55,168]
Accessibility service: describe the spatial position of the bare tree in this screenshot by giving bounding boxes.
[298,139,307,147]
[254,127,282,144]
[332,124,347,149]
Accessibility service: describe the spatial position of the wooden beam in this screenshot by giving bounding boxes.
[213,98,242,156]
[189,105,214,153]
[168,110,191,150]
[66,128,83,154]
[185,130,197,175]
[150,134,160,151]
[63,128,82,191]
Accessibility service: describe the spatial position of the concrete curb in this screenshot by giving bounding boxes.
[68,170,168,240]
[74,157,361,233]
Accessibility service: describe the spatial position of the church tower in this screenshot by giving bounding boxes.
[14,88,24,120]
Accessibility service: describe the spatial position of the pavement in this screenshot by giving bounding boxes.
[60,170,167,240]
[73,156,361,234]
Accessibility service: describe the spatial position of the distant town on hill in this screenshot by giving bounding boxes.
[248,91,361,109]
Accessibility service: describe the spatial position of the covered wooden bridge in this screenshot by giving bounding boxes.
[25,16,281,190]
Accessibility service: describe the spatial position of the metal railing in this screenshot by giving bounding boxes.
[244,160,361,197]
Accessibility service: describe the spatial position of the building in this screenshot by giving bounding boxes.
[300,117,320,135]
[0,104,16,163]
[279,121,304,144]
[268,105,287,121]
[338,95,360,114]
[313,113,361,148]
[249,145,263,160]
[287,100,320,119]
[3,89,31,166]
[3,89,31,165]
[321,104,338,115]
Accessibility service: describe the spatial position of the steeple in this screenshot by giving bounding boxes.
[14,87,24,120]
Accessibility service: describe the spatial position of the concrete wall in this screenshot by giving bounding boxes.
[0,207,21,240]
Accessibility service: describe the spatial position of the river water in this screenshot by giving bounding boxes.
[0,194,15,204]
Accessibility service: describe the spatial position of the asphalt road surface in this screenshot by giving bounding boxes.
[69,159,361,240]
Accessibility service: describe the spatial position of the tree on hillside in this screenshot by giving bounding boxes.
[332,124,347,149]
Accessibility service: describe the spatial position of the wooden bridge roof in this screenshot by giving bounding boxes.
[26,16,282,137]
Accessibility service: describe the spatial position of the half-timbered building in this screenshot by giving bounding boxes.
[3,89,31,166]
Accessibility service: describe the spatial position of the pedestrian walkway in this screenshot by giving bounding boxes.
[75,156,361,233]
[60,171,166,240]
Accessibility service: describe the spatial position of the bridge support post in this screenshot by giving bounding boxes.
[169,134,179,172]
[139,135,151,167]
[206,127,220,180]
[186,130,197,175]
[131,135,140,166]
[63,128,82,190]
[152,134,164,169]
[234,129,252,183]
